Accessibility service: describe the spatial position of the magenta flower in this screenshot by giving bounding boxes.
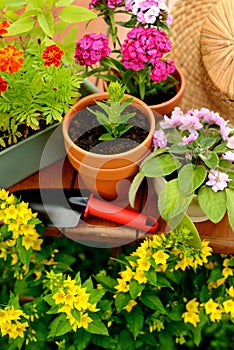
[121,27,172,71]
[153,129,167,149]
[206,169,230,192]
[89,0,122,8]
[75,33,111,66]
[223,151,234,162]
[150,60,175,82]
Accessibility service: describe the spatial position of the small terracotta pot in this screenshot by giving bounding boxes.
[62,92,155,200]
[149,66,185,117]
[102,66,185,118]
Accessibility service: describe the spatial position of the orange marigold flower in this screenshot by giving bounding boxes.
[42,44,64,67]
[0,45,24,73]
[0,20,10,36]
[0,76,8,92]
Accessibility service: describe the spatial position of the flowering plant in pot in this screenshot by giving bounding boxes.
[129,107,234,232]
[74,0,185,114]
[62,81,155,200]
[1,188,234,349]
[0,0,96,149]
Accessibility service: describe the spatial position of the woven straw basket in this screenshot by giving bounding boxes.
[169,0,234,121]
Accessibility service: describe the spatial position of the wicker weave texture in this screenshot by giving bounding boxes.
[169,0,233,120]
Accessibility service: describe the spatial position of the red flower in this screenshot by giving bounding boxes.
[0,76,8,92]
[0,20,10,36]
[0,45,24,74]
[42,44,64,67]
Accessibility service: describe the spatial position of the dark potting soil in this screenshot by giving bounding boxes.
[68,105,150,155]
[143,86,177,106]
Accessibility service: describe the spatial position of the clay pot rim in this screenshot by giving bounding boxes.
[149,66,185,109]
[62,92,155,160]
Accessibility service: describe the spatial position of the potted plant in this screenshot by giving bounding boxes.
[1,188,234,349]
[0,0,98,188]
[74,0,185,116]
[129,107,234,232]
[62,81,155,200]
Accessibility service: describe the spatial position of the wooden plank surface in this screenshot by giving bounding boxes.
[7,158,234,254]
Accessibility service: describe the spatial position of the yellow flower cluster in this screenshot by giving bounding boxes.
[0,305,29,339]
[0,189,43,256]
[52,275,99,331]
[114,232,213,294]
[182,298,200,327]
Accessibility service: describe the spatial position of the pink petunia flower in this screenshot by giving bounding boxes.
[227,135,234,149]
[153,129,167,149]
[223,151,234,162]
[206,169,230,192]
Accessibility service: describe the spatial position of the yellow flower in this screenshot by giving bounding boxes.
[124,300,137,313]
[209,309,223,322]
[136,257,151,271]
[222,267,233,279]
[175,256,193,271]
[204,298,219,315]
[4,204,18,221]
[120,266,134,282]
[223,299,234,317]
[10,253,18,265]
[227,286,234,298]
[53,290,66,304]
[114,278,129,293]
[0,188,9,200]
[77,313,93,329]
[223,258,230,267]
[185,298,199,313]
[152,250,169,266]
[134,268,147,284]
[88,303,99,312]
[182,311,200,327]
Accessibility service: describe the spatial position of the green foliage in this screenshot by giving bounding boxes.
[0,0,96,148]
[87,81,135,140]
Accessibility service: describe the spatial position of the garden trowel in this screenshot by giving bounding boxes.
[12,188,158,232]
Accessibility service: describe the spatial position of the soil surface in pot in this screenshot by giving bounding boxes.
[143,86,177,106]
[68,105,150,155]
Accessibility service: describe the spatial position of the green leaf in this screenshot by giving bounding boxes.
[87,314,109,336]
[115,293,131,313]
[178,164,207,195]
[37,12,54,37]
[74,328,91,350]
[129,280,145,299]
[199,151,219,169]
[6,17,34,35]
[124,304,144,339]
[59,6,96,23]
[56,0,73,6]
[16,237,32,267]
[128,171,145,207]
[141,153,181,177]
[158,179,193,222]
[226,188,234,231]
[198,186,227,223]
[174,214,202,249]
[144,268,157,286]
[139,292,166,313]
[48,314,72,338]
[94,275,117,292]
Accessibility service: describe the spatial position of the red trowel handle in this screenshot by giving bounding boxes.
[84,194,158,233]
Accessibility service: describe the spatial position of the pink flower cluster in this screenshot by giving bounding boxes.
[153,107,234,192]
[125,0,173,25]
[89,0,123,8]
[121,27,175,80]
[75,33,111,66]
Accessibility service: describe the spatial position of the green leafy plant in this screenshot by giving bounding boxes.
[129,107,234,232]
[87,81,135,140]
[0,0,96,148]
[1,188,234,349]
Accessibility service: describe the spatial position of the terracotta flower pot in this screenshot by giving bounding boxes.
[62,92,155,200]
[149,66,185,117]
[102,66,185,118]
